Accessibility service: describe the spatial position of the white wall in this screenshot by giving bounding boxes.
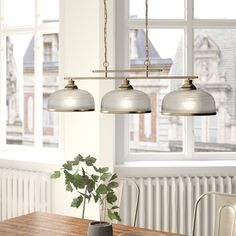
[52,0,116,219]
[60,0,115,165]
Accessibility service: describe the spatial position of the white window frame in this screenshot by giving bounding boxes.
[115,0,236,164]
[0,0,61,163]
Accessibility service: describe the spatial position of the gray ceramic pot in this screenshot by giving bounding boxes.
[88,221,113,236]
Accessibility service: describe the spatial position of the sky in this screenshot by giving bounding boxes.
[130,0,236,19]
[130,0,184,59]
[4,0,59,27]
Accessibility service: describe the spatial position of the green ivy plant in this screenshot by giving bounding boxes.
[51,154,121,222]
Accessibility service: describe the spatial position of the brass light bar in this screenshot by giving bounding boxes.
[64,76,198,80]
[92,68,163,73]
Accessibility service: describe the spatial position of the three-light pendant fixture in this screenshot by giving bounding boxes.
[47,0,217,116]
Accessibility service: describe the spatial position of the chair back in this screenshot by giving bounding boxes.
[214,193,236,236]
[192,192,236,236]
[100,177,140,227]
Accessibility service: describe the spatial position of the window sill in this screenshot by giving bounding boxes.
[0,146,63,172]
[115,160,236,177]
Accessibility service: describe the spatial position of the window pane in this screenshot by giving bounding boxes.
[129,29,184,153]
[3,0,34,27]
[194,29,236,152]
[41,0,59,22]
[194,0,236,19]
[130,0,184,19]
[43,34,59,148]
[6,35,34,145]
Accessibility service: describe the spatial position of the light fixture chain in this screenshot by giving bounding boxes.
[145,0,150,76]
[103,0,109,77]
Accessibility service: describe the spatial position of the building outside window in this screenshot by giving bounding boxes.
[116,0,236,161]
[0,0,59,155]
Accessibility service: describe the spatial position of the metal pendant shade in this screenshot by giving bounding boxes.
[101,79,151,114]
[161,80,216,116]
[47,80,95,112]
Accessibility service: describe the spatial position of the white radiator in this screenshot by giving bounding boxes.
[120,176,236,236]
[0,168,51,221]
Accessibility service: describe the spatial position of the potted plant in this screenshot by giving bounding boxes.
[51,154,121,235]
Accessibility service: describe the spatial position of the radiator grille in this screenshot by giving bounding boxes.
[0,168,51,221]
[120,176,236,235]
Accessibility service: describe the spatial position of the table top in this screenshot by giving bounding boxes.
[0,212,186,236]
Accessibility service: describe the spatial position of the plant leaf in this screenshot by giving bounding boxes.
[97,167,109,174]
[101,173,112,181]
[74,174,86,189]
[92,165,98,172]
[74,154,84,163]
[85,156,96,166]
[107,209,121,221]
[51,171,61,179]
[63,161,73,171]
[96,184,107,194]
[66,183,73,192]
[92,193,100,203]
[91,174,99,182]
[64,170,74,185]
[107,181,119,189]
[71,196,83,208]
[82,167,86,176]
[87,179,95,193]
[110,173,118,181]
[106,191,117,204]
[78,191,90,200]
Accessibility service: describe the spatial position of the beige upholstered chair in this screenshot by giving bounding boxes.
[100,178,140,227]
[192,192,236,236]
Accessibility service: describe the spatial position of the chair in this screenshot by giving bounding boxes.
[191,192,236,236]
[100,178,140,227]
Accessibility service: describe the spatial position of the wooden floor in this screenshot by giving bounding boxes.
[0,212,186,236]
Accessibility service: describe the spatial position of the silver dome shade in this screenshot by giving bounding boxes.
[101,79,151,114]
[161,80,216,116]
[47,80,95,112]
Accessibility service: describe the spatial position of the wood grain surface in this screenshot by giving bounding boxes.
[0,212,186,236]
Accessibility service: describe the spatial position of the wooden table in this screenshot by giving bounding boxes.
[0,212,186,236]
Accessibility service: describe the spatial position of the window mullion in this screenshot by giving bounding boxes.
[117,0,131,163]
[34,0,43,147]
[192,19,236,28]
[0,0,7,147]
[183,0,194,157]
[129,19,186,29]
[34,33,43,148]
[0,35,6,147]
